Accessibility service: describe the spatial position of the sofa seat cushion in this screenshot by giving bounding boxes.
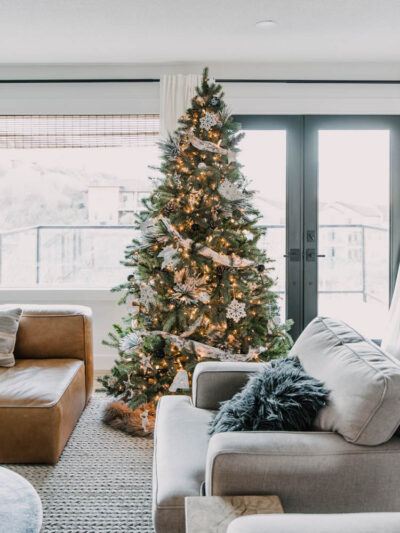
[0,358,86,464]
[290,317,400,445]
[153,396,213,533]
[0,358,84,408]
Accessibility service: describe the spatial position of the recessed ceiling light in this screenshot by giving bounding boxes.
[255,20,277,29]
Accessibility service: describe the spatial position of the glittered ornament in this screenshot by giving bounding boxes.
[191,223,200,232]
[209,221,216,229]
[219,180,246,202]
[139,285,157,310]
[198,162,207,169]
[127,274,134,282]
[119,332,143,354]
[257,264,265,272]
[210,96,220,106]
[158,246,180,269]
[169,369,190,391]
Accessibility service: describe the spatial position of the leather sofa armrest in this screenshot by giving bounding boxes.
[14,305,93,403]
[205,431,400,512]
[192,362,264,409]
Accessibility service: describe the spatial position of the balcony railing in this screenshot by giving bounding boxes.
[0,224,389,300]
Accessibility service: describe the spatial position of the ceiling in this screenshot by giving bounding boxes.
[0,0,400,65]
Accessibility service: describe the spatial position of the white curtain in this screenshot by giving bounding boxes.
[159,74,202,140]
[382,265,400,359]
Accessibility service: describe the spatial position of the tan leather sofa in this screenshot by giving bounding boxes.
[0,305,93,464]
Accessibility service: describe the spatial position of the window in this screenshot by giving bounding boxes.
[0,115,160,288]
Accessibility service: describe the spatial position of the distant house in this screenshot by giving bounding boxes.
[88,179,151,225]
[319,201,386,227]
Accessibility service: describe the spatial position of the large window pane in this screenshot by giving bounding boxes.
[318,130,390,338]
[0,145,158,288]
[240,130,286,320]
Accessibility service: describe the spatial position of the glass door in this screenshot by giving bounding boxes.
[239,115,400,342]
[239,116,303,338]
[304,117,400,340]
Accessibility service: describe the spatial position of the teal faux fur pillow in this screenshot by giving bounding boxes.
[209,357,329,435]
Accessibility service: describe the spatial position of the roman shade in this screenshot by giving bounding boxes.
[0,114,159,148]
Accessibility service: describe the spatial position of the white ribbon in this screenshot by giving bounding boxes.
[142,329,259,362]
[188,132,236,163]
[159,217,253,269]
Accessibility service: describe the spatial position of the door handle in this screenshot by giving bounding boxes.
[306,249,326,262]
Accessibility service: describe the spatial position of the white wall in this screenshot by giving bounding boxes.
[1,61,400,115]
[1,61,400,369]
[0,289,123,370]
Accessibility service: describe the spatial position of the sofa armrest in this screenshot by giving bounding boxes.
[206,431,400,513]
[192,362,264,409]
[227,513,400,533]
[14,305,93,402]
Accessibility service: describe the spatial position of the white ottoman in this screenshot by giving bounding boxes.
[0,467,42,533]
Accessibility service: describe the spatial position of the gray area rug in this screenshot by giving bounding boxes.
[6,393,155,532]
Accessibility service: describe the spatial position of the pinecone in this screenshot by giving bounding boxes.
[163,201,176,215]
[216,265,230,275]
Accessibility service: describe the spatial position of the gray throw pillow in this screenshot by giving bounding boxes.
[290,317,400,445]
[0,306,23,367]
[209,357,329,435]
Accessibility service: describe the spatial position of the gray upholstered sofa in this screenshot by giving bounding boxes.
[152,317,400,533]
[227,513,400,533]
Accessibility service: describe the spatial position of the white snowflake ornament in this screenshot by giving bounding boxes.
[139,284,156,310]
[226,298,247,323]
[158,246,180,269]
[219,180,246,202]
[200,112,218,131]
[198,162,207,169]
[107,376,118,388]
[140,354,154,372]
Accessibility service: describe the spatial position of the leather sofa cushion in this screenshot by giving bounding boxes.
[14,306,91,361]
[0,358,84,408]
[153,396,213,533]
[290,317,400,445]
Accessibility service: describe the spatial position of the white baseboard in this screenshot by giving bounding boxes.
[94,353,116,371]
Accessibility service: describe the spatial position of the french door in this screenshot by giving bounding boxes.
[238,115,400,341]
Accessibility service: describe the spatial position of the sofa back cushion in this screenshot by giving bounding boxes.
[0,306,22,367]
[290,317,400,445]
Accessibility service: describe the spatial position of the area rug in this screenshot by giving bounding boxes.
[5,393,155,532]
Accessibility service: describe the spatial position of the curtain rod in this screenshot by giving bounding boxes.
[0,78,399,84]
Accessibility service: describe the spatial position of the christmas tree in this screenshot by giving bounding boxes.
[99,68,293,418]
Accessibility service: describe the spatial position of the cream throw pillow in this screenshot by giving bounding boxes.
[0,306,22,367]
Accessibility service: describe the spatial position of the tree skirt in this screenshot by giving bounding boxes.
[3,394,154,533]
